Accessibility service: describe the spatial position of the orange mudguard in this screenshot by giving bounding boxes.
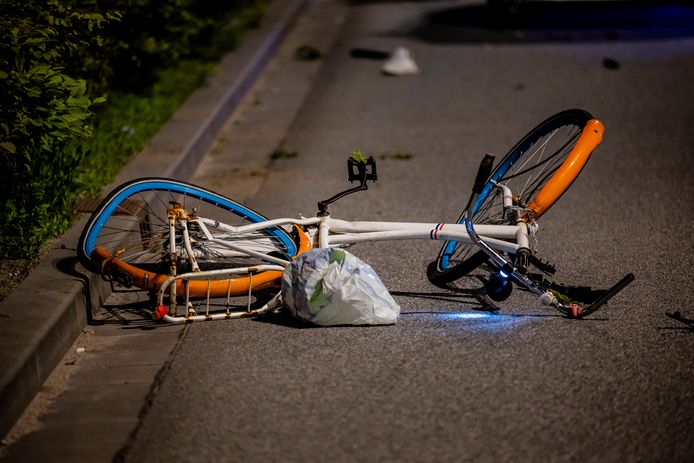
[94,225,312,298]
[525,119,604,219]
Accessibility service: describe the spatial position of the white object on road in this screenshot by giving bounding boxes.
[382,46,419,76]
[282,248,400,326]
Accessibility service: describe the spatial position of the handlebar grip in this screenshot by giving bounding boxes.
[578,273,635,318]
[472,154,495,194]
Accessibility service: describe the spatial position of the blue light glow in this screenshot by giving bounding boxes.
[448,312,492,319]
[409,310,531,332]
[499,270,509,278]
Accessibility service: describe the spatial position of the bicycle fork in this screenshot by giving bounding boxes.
[465,155,634,318]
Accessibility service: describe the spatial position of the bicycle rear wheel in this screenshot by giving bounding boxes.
[428,109,602,286]
[78,178,305,297]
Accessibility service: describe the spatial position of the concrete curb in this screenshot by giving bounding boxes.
[0,0,308,439]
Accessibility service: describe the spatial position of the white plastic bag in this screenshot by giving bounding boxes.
[281,248,400,326]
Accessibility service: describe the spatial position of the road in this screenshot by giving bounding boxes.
[3,1,694,461]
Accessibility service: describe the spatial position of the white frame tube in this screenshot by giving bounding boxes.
[193,215,527,256]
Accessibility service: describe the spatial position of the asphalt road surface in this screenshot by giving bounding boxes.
[10,1,694,462]
[125,1,694,462]
[119,2,694,461]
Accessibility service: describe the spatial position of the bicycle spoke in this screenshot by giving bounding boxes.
[432,110,594,280]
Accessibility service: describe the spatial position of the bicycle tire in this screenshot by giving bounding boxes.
[78,178,308,297]
[428,109,603,286]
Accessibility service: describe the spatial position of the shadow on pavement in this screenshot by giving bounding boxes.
[397,1,694,43]
[253,311,336,328]
[390,288,497,310]
[56,256,99,324]
[664,311,694,332]
[56,257,165,329]
[98,298,168,330]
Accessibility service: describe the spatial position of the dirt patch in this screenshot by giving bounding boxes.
[0,259,32,303]
[0,241,56,304]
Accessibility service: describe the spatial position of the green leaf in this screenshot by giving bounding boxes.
[23,37,45,46]
[351,149,367,164]
[1,141,17,153]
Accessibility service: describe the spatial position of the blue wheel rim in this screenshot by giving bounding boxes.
[83,179,297,258]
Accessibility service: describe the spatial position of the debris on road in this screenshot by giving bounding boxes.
[382,46,419,76]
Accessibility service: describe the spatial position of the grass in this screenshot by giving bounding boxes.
[379,151,414,160]
[74,59,215,198]
[270,147,298,159]
[73,1,268,200]
[295,45,323,61]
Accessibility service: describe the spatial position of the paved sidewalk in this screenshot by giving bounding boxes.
[0,0,309,440]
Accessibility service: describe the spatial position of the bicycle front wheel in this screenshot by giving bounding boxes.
[78,178,306,297]
[428,109,603,286]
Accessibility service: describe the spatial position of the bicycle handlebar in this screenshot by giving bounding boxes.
[576,273,635,318]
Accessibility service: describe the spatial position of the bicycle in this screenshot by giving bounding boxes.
[78,109,634,323]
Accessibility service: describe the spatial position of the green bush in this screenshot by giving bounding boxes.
[71,0,266,198]
[80,0,264,92]
[0,0,266,258]
[0,1,113,257]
